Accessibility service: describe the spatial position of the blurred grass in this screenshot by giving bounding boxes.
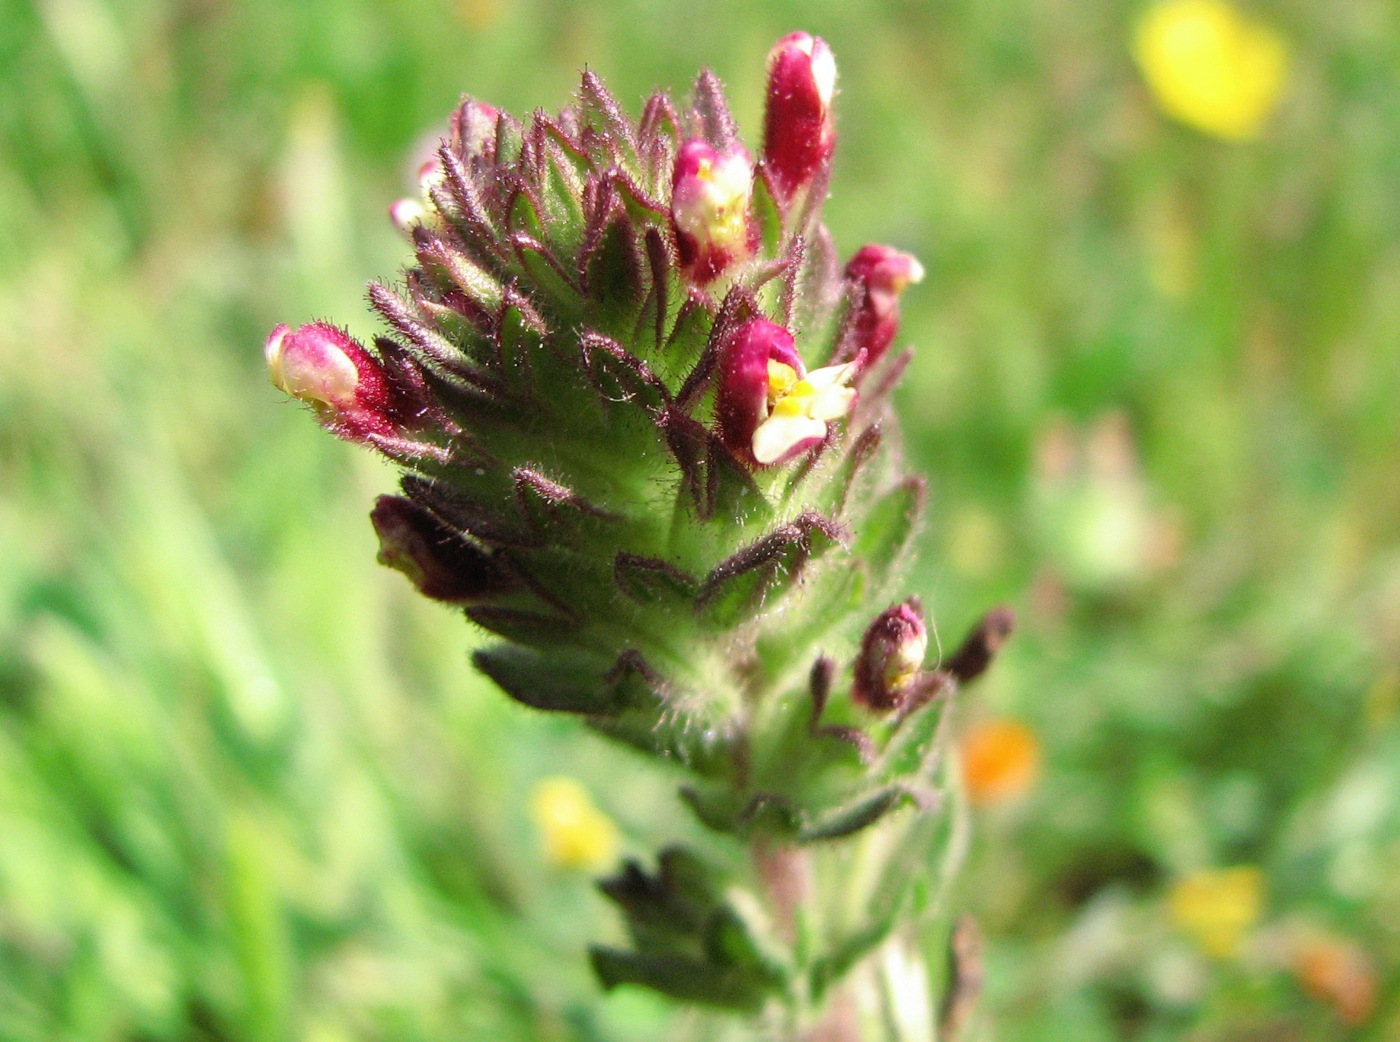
[2,0,1399,1038]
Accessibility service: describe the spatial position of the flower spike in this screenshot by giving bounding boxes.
[266,33,1014,1028]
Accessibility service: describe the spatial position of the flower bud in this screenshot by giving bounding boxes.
[388,197,428,232]
[716,317,856,467]
[844,244,925,369]
[671,139,755,283]
[853,599,928,711]
[371,495,511,604]
[449,99,500,160]
[761,32,837,206]
[264,322,396,442]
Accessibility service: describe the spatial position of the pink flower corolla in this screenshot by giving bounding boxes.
[671,139,755,284]
[761,32,837,207]
[265,322,398,443]
[717,317,856,467]
[844,244,925,370]
[853,598,928,711]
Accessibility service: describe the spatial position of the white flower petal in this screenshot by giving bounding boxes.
[752,414,827,464]
[808,385,856,422]
[803,361,857,390]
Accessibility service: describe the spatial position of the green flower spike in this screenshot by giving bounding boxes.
[269,33,1012,1041]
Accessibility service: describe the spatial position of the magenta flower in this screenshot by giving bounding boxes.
[671,138,755,284]
[844,244,925,370]
[853,598,929,711]
[264,322,397,443]
[717,317,856,467]
[761,32,837,207]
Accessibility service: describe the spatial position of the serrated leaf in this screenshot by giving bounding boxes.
[507,186,545,241]
[680,787,803,840]
[582,214,645,332]
[513,235,583,318]
[414,228,509,309]
[809,918,899,1004]
[704,907,788,988]
[579,333,669,414]
[597,846,719,945]
[495,292,546,390]
[577,69,637,166]
[589,948,769,1013]
[878,695,949,783]
[657,294,710,387]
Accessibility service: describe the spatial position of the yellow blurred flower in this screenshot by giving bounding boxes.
[1167,866,1264,957]
[528,777,619,871]
[959,719,1041,807]
[1291,932,1378,1026]
[1133,0,1288,140]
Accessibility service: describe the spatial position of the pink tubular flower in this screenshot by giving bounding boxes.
[717,317,856,467]
[264,322,397,443]
[671,139,755,284]
[844,244,925,370]
[761,32,837,206]
[853,599,928,711]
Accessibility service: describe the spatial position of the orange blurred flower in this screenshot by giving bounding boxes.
[1292,933,1377,1026]
[959,719,1041,806]
[1133,0,1288,140]
[1167,866,1263,958]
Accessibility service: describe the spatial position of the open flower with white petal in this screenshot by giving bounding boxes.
[752,358,857,465]
[717,316,856,467]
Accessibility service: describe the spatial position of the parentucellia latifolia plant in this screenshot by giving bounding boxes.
[265,31,1013,1042]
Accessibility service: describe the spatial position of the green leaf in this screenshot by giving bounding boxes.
[696,513,848,631]
[751,170,784,257]
[798,785,917,843]
[680,786,803,839]
[582,215,645,334]
[704,906,789,990]
[613,553,699,609]
[472,644,623,713]
[589,947,770,1013]
[852,477,926,575]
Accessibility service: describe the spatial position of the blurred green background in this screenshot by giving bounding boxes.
[2,0,1398,1038]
